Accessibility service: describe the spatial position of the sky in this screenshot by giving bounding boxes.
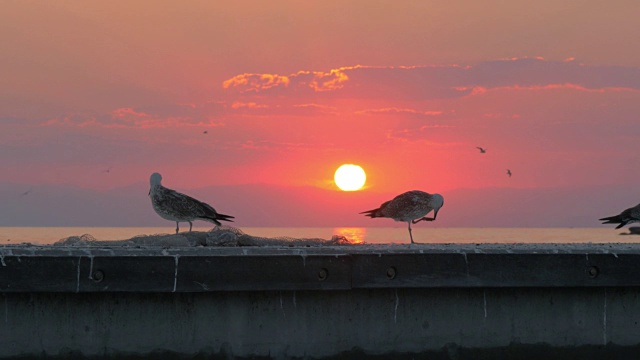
[2,1,640,228]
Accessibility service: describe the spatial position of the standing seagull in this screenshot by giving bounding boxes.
[149,173,234,234]
[476,147,487,154]
[360,190,444,244]
[599,203,640,229]
[506,169,512,177]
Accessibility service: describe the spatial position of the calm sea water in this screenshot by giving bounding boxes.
[0,226,637,245]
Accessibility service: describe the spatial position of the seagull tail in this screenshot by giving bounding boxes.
[360,208,382,218]
[203,213,235,226]
[599,215,627,229]
[216,213,235,222]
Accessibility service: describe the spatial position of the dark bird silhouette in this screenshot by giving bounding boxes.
[361,190,444,244]
[476,147,486,154]
[20,188,33,196]
[507,169,512,177]
[600,203,640,229]
[203,130,208,134]
[149,173,234,233]
[102,167,112,173]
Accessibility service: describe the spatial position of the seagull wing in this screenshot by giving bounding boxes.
[385,191,431,217]
[162,188,220,219]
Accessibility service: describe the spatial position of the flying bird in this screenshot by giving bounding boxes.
[102,167,112,174]
[149,172,234,234]
[507,169,512,177]
[476,147,487,154]
[599,203,640,229]
[203,130,208,134]
[360,190,444,244]
[20,188,33,196]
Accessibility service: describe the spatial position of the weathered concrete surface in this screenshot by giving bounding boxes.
[2,288,640,359]
[2,243,640,358]
[2,243,640,292]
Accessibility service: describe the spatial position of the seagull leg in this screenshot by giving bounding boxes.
[408,221,414,244]
[175,222,179,234]
[189,221,193,232]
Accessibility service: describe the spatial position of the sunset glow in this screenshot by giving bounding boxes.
[2,1,640,227]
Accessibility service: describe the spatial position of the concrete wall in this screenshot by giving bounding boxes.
[2,287,640,358]
[3,243,640,358]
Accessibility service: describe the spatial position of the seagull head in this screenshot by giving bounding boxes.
[150,172,163,186]
[429,194,444,220]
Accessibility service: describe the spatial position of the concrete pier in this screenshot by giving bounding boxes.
[2,243,640,359]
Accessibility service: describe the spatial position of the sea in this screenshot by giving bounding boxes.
[0,226,638,245]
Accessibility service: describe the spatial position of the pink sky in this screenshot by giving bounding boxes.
[2,1,640,227]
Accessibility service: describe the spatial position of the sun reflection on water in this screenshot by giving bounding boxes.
[333,227,366,244]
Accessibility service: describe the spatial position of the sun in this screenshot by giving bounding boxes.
[334,164,366,191]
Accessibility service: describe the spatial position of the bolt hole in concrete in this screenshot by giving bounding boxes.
[317,268,329,281]
[588,266,600,278]
[386,266,397,280]
[92,270,105,283]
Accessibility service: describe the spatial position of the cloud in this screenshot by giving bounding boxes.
[286,103,339,117]
[42,114,99,127]
[41,112,195,129]
[302,68,350,92]
[112,107,150,118]
[221,58,640,101]
[0,117,30,125]
[234,139,315,152]
[230,101,269,109]
[222,73,291,92]
[25,58,640,130]
[222,64,469,99]
[355,107,444,119]
[222,67,351,94]
[459,83,640,97]
[33,99,341,129]
[225,101,339,117]
[33,102,228,129]
[467,57,640,89]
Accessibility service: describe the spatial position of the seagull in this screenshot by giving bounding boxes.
[507,169,512,177]
[599,203,640,229]
[476,147,487,154]
[102,167,112,174]
[360,190,444,244]
[149,172,234,234]
[20,188,33,196]
[203,130,208,134]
